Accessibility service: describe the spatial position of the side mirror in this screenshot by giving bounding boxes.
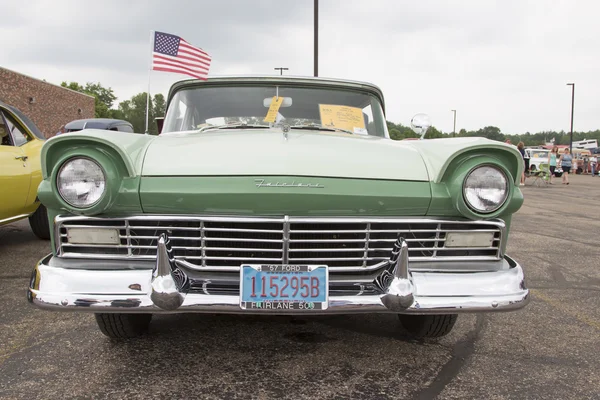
[410,113,431,139]
[155,117,164,134]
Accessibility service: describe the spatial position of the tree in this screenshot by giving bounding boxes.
[61,81,118,119]
[117,93,166,134]
[477,126,504,142]
[153,93,166,118]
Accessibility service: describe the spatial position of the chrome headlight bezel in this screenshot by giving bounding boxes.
[462,165,509,214]
[56,157,107,208]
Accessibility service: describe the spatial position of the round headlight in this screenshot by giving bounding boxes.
[57,158,106,207]
[463,166,509,213]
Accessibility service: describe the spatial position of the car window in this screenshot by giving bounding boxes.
[3,112,31,146]
[163,85,388,137]
[0,112,12,146]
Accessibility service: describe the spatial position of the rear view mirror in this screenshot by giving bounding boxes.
[263,97,293,107]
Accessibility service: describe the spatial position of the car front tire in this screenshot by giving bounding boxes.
[398,314,458,339]
[95,313,152,339]
[28,205,50,240]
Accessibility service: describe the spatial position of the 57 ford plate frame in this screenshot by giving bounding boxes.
[239,264,329,311]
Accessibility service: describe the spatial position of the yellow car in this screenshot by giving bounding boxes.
[0,101,49,239]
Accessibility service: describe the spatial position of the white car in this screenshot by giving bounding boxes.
[525,148,550,171]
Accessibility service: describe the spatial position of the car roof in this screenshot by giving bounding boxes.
[0,100,45,140]
[65,118,133,130]
[167,75,386,114]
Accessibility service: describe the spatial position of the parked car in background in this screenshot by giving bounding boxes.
[64,118,134,133]
[525,148,550,171]
[0,101,49,239]
[28,76,529,339]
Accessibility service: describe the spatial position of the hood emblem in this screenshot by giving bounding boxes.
[255,179,324,189]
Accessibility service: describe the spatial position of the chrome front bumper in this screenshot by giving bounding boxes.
[28,235,529,315]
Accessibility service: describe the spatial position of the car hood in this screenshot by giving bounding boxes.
[142,129,430,181]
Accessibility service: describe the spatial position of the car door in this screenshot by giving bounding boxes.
[0,108,32,221]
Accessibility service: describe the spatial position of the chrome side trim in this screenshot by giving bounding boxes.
[55,214,507,225]
[0,214,30,225]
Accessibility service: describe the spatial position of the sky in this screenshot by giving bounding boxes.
[0,0,598,135]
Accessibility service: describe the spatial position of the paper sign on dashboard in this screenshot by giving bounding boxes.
[319,104,365,133]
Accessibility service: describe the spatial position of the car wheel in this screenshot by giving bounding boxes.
[529,165,536,171]
[28,205,50,240]
[398,314,458,339]
[95,313,152,339]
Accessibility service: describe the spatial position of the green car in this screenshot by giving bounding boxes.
[28,76,528,339]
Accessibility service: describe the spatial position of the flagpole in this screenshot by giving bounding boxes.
[145,30,154,134]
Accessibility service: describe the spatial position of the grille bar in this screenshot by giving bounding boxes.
[56,215,505,272]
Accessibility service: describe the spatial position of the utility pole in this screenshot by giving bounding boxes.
[567,83,575,152]
[274,67,289,75]
[314,0,318,77]
[451,109,457,137]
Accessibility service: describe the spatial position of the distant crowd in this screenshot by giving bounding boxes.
[505,139,598,186]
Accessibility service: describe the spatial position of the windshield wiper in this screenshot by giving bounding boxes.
[198,122,270,132]
[290,124,354,135]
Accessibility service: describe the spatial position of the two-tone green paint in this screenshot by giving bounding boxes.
[38,146,144,216]
[40,130,156,178]
[407,137,524,184]
[139,176,432,216]
[37,115,525,253]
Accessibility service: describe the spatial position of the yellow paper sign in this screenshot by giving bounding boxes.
[263,96,284,123]
[319,104,365,133]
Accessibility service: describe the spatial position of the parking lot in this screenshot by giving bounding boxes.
[1,175,599,400]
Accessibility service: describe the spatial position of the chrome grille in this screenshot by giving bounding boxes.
[56,216,504,271]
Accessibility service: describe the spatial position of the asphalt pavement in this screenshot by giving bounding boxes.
[1,174,599,400]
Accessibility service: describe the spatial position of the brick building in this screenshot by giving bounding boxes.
[0,67,95,138]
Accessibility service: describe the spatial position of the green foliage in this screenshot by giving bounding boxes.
[61,80,166,134]
[61,81,118,119]
[153,93,166,119]
[386,119,600,147]
[118,92,165,134]
[503,130,600,146]
[386,121,419,140]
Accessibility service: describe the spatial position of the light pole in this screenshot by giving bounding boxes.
[274,67,289,75]
[566,83,575,152]
[314,0,318,77]
[451,109,456,137]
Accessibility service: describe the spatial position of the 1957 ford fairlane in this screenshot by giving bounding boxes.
[28,76,529,339]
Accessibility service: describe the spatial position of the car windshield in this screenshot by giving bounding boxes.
[162,84,388,137]
[531,151,549,158]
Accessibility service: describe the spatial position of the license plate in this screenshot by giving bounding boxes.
[240,265,328,310]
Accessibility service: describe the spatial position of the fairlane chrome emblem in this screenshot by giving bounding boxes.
[254,179,325,188]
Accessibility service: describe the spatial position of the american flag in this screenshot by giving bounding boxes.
[151,31,211,80]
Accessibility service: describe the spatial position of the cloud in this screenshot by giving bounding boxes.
[0,0,598,133]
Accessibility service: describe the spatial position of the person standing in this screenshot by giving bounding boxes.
[558,148,573,185]
[590,155,597,177]
[547,146,559,184]
[517,142,526,186]
[583,156,589,175]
